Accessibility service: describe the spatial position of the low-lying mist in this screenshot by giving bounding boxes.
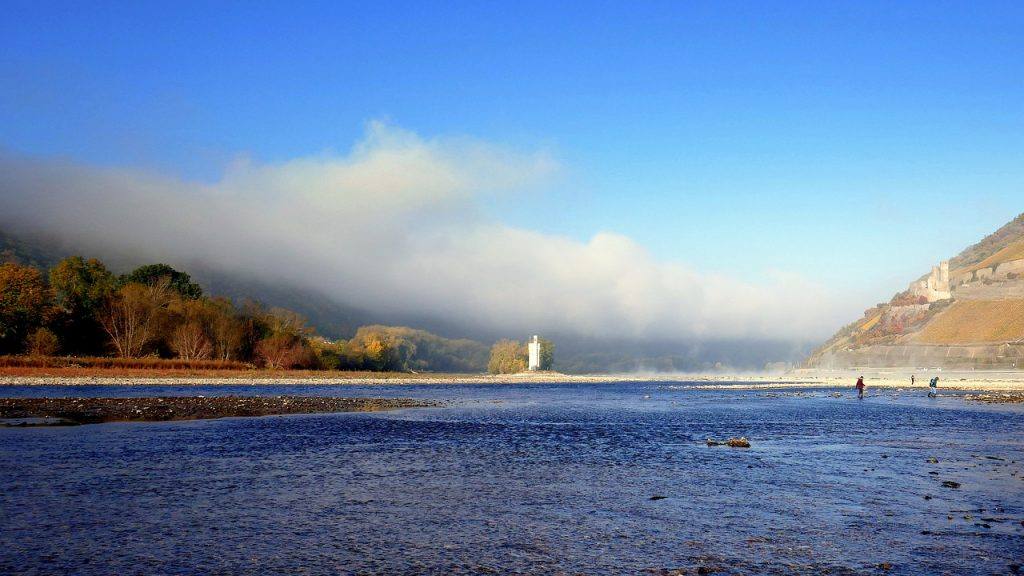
[0,122,847,359]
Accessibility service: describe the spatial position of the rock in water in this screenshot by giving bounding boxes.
[707,437,751,447]
[941,480,961,489]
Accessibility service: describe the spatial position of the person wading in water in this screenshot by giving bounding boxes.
[856,376,865,400]
[928,376,939,398]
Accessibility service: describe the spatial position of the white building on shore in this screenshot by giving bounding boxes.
[527,335,541,371]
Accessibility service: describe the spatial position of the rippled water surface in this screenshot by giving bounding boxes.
[2,382,1022,575]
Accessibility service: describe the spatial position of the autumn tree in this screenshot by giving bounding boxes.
[27,327,60,357]
[0,262,55,354]
[348,326,418,371]
[487,339,527,374]
[234,300,272,362]
[336,339,368,370]
[253,307,314,369]
[207,297,244,361]
[362,333,391,371]
[264,307,311,339]
[308,337,342,370]
[99,280,172,358]
[164,296,213,360]
[256,333,305,369]
[170,321,212,360]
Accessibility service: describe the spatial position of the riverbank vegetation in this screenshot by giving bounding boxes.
[487,337,554,374]
[0,256,544,373]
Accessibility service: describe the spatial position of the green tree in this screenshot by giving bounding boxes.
[48,256,116,354]
[121,263,203,299]
[50,257,116,314]
[0,262,55,354]
[538,337,555,370]
[487,339,526,374]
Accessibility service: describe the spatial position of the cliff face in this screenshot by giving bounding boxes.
[807,214,1024,370]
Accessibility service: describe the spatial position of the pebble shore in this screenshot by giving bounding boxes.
[0,396,437,425]
[3,370,1023,391]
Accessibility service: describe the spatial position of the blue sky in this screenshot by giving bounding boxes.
[2,0,1022,320]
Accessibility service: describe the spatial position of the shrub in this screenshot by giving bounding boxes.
[26,328,59,357]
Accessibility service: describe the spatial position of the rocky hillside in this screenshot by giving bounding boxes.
[807,213,1024,370]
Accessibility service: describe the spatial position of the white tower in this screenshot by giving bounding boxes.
[527,335,541,371]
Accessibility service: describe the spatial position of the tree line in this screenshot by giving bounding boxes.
[486,337,554,374]
[0,256,552,372]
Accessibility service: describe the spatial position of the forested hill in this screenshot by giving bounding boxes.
[0,229,63,271]
[806,213,1024,369]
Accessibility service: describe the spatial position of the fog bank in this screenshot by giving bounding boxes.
[0,122,846,343]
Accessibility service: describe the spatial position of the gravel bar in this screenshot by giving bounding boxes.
[0,396,438,425]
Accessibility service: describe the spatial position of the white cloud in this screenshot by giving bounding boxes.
[0,122,844,341]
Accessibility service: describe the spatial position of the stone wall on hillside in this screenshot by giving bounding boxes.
[813,343,1024,370]
[951,258,1024,285]
[953,280,1024,301]
[996,259,1024,277]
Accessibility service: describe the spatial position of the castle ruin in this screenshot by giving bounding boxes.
[908,260,951,302]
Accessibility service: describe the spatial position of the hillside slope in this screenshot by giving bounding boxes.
[807,213,1024,370]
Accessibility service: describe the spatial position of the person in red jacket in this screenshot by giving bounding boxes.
[855,376,865,399]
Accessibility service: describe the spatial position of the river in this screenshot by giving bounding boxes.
[1,382,1022,574]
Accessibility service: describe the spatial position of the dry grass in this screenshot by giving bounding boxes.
[962,237,1024,273]
[0,356,253,370]
[0,358,470,379]
[915,299,1024,344]
[859,313,881,332]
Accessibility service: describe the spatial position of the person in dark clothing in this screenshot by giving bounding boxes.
[928,376,938,398]
[856,376,865,400]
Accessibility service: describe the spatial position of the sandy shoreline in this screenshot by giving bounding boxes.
[2,369,1023,390]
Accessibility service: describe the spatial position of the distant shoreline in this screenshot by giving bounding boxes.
[2,368,1023,390]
